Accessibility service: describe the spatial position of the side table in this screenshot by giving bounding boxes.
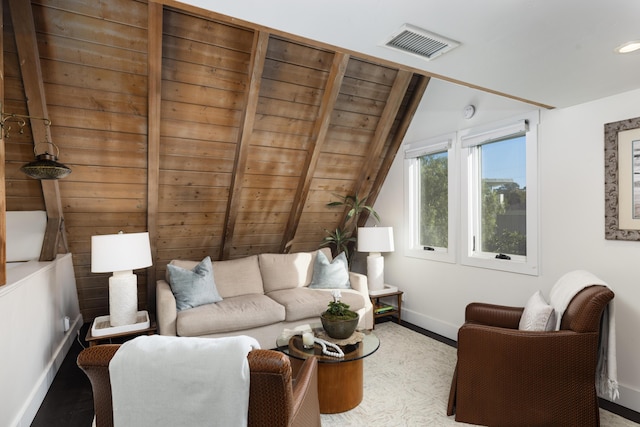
[85,318,157,347]
[370,289,403,328]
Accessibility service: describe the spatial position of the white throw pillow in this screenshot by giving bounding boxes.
[518,290,557,331]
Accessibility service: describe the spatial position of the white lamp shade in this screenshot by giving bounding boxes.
[357,227,394,253]
[91,232,152,273]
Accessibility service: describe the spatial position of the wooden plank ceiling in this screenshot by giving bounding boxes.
[3,0,428,320]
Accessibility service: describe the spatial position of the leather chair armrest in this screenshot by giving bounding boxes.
[291,357,320,427]
[156,280,177,335]
[77,345,120,427]
[464,302,523,329]
[247,350,320,427]
[247,349,293,427]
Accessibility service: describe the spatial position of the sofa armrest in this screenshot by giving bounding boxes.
[348,271,369,295]
[349,271,374,329]
[156,280,177,336]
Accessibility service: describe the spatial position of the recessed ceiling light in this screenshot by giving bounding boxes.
[615,41,640,54]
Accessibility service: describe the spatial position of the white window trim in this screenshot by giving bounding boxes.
[459,111,540,275]
[404,132,457,263]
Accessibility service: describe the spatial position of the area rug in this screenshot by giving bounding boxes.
[320,321,639,427]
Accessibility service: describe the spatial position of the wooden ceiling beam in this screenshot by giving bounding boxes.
[146,1,163,312]
[363,75,431,222]
[350,70,413,225]
[9,0,66,261]
[0,1,5,286]
[221,31,269,260]
[280,52,350,252]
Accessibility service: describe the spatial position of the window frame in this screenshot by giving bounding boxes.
[404,132,457,263]
[459,111,539,275]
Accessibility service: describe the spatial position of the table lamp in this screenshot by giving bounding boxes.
[91,231,152,327]
[357,226,394,292]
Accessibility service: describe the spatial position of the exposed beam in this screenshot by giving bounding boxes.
[350,70,413,223]
[9,0,65,261]
[363,75,431,222]
[146,1,163,313]
[221,31,269,259]
[280,52,350,252]
[0,0,5,286]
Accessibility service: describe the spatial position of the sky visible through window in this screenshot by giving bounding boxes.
[481,136,526,187]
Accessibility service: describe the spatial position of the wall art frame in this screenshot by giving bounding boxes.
[604,115,640,240]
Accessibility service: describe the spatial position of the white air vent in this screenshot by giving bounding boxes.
[383,24,460,61]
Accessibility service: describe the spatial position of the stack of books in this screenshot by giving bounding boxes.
[374,303,395,314]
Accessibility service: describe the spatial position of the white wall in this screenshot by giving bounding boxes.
[0,254,82,427]
[373,80,640,412]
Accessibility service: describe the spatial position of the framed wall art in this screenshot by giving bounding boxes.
[604,116,640,240]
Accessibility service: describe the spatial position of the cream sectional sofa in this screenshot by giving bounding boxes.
[156,248,373,349]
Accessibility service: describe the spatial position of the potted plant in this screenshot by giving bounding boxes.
[321,192,380,266]
[320,290,359,339]
[319,227,356,263]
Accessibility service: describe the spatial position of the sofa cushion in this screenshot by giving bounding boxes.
[166,256,223,311]
[309,251,350,289]
[267,287,366,322]
[259,249,331,293]
[177,294,285,336]
[212,255,264,298]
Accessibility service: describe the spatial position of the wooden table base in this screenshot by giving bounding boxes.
[317,359,363,414]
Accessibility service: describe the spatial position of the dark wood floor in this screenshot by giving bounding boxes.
[31,323,94,427]
[32,318,640,426]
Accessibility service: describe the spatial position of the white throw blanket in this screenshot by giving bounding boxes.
[549,270,619,400]
[109,335,260,427]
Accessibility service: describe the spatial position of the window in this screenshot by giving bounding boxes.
[404,112,539,274]
[404,133,456,263]
[419,152,449,248]
[460,112,539,275]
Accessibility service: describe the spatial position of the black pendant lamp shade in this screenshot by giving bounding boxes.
[20,143,72,180]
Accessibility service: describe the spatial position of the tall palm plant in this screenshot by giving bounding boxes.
[319,227,356,262]
[321,193,380,265]
[327,193,380,237]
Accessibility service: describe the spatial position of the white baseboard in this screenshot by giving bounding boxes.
[401,307,459,341]
[609,383,640,414]
[14,313,83,427]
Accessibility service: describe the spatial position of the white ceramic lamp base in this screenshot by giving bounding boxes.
[366,252,385,292]
[109,270,138,327]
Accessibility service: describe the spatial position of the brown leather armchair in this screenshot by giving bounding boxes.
[447,285,614,427]
[77,345,321,427]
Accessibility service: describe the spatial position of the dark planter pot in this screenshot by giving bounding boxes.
[320,312,358,339]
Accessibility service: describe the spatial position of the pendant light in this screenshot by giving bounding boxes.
[20,142,72,180]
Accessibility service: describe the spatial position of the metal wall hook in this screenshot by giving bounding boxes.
[0,112,52,139]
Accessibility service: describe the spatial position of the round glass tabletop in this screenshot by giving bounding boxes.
[276,324,379,363]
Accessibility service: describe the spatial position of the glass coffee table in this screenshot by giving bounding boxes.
[276,324,380,414]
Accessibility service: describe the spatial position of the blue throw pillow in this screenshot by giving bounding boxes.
[309,251,350,289]
[167,256,223,311]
